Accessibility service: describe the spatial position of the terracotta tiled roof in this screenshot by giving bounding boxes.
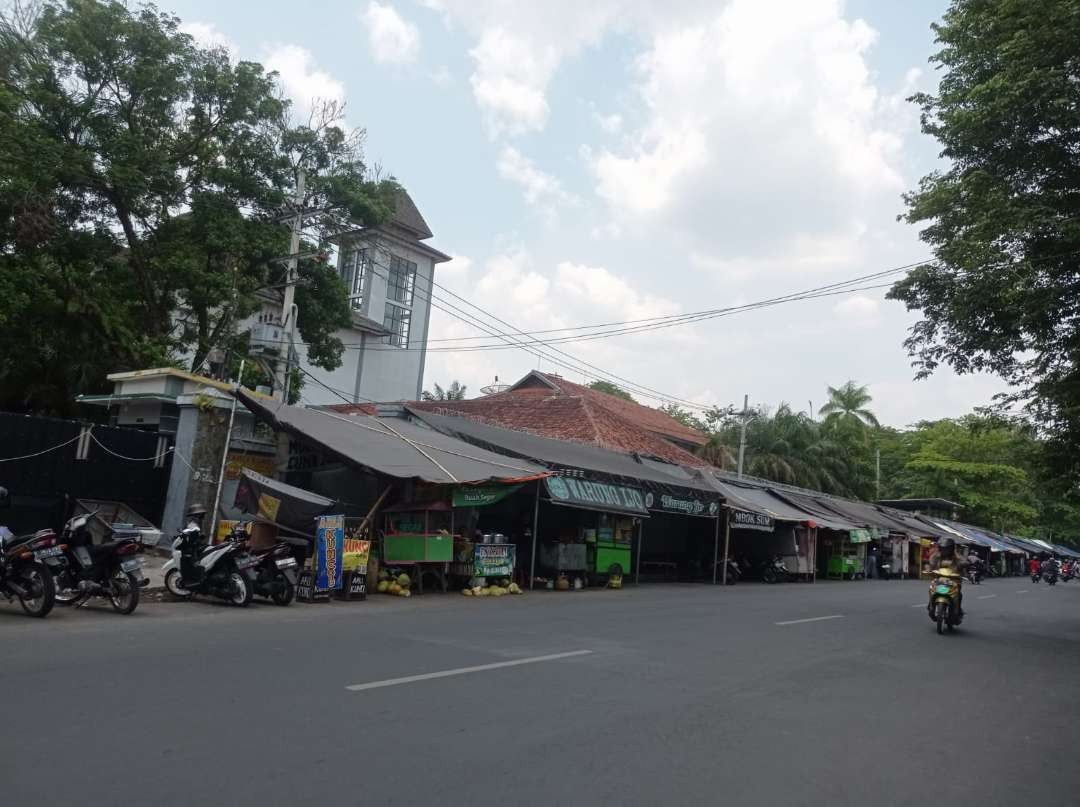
[408,375,707,467]
[508,372,708,447]
[323,403,378,416]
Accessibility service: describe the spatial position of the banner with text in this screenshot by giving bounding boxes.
[545,477,648,516]
[316,514,345,590]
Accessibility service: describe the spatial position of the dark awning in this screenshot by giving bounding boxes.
[704,477,820,525]
[407,407,717,497]
[237,390,547,485]
[234,469,334,536]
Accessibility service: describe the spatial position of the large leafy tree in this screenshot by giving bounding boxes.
[889,0,1080,481]
[0,0,395,414]
[818,381,879,429]
[587,380,635,401]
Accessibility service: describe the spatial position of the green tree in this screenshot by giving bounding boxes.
[423,381,467,401]
[818,381,879,429]
[587,380,635,401]
[0,0,395,413]
[889,0,1080,481]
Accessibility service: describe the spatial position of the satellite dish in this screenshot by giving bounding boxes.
[480,375,511,396]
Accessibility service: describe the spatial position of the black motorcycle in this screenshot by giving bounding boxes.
[0,487,59,617]
[966,565,982,585]
[52,512,146,614]
[237,528,298,606]
[1044,569,1058,586]
[760,555,791,584]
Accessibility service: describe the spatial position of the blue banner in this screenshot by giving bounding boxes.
[316,514,345,590]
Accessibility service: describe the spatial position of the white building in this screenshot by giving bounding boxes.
[248,190,449,405]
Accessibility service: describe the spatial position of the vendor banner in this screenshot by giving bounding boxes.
[452,484,521,508]
[316,514,345,590]
[545,477,648,516]
[645,492,720,518]
[729,509,775,533]
[474,543,516,578]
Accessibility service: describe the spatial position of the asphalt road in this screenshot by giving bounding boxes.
[2,577,1078,807]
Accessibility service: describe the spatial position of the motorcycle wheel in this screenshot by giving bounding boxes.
[229,572,253,607]
[271,576,295,606]
[934,602,945,635]
[164,569,193,600]
[18,562,56,617]
[109,570,140,615]
[762,568,777,584]
[53,570,81,606]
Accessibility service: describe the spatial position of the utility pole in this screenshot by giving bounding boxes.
[737,394,749,480]
[275,167,306,400]
[875,448,881,500]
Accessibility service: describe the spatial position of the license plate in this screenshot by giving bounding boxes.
[275,557,297,569]
[33,546,63,560]
[121,558,143,572]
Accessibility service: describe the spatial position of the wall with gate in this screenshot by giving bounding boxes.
[0,412,171,534]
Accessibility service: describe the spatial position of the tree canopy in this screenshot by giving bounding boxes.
[0,0,397,413]
[889,0,1080,482]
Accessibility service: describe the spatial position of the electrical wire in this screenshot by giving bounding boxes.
[0,432,84,462]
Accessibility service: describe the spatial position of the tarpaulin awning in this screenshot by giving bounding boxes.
[761,489,863,532]
[407,407,717,496]
[237,390,547,485]
[704,477,822,525]
[803,496,928,538]
[234,469,334,536]
[945,523,1022,554]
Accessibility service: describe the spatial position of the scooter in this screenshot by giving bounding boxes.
[928,568,963,635]
[52,511,146,614]
[236,528,298,606]
[760,555,791,584]
[0,487,60,617]
[162,509,256,606]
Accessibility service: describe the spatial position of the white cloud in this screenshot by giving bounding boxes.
[469,29,558,137]
[589,0,909,262]
[495,146,575,210]
[361,2,421,65]
[554,262,680,321]
[262,44,345,119]
[181,21,237,57]
[594,110,623,134]
[438,254,473,279]
[832,294,881,322]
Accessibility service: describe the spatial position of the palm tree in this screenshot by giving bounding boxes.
[818,381,879,429]
[422,381,467,401]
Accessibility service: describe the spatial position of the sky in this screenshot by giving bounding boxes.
[169,0,1009,428]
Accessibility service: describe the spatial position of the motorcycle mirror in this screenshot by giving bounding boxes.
[0,487,9,509]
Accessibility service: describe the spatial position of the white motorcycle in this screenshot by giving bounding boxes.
[162,508,255,606]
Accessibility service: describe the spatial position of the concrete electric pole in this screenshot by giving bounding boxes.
[737,394,749,480]
[275,167,306,401]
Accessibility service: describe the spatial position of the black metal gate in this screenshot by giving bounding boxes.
[0,412,171,534]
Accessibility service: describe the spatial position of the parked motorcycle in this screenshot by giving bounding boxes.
[236,528,298,605]
[760,555,791,584]
[927,567,963,635]
[0,487,60,617]
[720,557,741,584]
[162,506,255,606]
[52,511,146,614]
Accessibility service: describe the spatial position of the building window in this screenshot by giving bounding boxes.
[386,254,417,307]
[383,302,411,347]
[339,246,368,311]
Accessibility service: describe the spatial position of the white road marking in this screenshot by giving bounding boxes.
[775,615,845,626]
[977,594,997,600]
[1016,590,1029,594]
[345,650,593,692]
[911,604,927,608]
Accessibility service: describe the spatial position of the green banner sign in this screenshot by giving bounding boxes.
[452,484,521,508]
[474,544,516,577]
[849,528,873,543]
[545,477,648,516]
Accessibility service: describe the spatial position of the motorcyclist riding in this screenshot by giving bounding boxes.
[933,537,966,617]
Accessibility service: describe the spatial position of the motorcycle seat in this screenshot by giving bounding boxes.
[3,528,53,549]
